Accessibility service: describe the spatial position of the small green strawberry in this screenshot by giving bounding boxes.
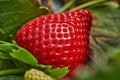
[24,69,56,80]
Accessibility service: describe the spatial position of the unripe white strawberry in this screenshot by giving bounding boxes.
[24,69,56,80]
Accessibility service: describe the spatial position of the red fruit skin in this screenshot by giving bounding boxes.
[15,9,92,73]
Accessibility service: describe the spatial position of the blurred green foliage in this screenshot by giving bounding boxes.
[0,0,49,42]
[0,75,23,80]
[77,2,120,80]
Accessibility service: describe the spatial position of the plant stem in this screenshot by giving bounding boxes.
[56,0,76,13]
[0,68,28,76]
[70,0,106,12]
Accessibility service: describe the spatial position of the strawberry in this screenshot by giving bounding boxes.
[25,69,56,80]
[14,9,92,74]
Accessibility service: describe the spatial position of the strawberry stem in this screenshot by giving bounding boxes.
[70,0,106,11]
[56,0,76,13]
[0,68,28,76]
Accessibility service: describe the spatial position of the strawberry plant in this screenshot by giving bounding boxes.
[0,0,120,80]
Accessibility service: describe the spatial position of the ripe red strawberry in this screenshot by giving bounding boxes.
[14,9,92,73]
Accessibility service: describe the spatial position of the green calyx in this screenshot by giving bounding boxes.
[0,41,69,79]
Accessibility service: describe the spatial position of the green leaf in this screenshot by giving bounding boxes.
[38,64,52,72]
[0,75,23,80]
[0,41,38,66]
[48,67,69,79]
[0,41,14,52]
[10,47,38,66]
[0,0,49,42]
[37,64,69,79]
[0,52,11,59]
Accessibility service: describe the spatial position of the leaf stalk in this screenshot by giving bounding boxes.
[56,0,76,13]
[70,0,106,11]
[0,68,28,76]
